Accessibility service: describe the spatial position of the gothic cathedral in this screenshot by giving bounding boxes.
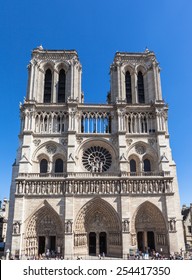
[6,47,185,258]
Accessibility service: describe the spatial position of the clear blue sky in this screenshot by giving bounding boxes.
[0,0,192,207]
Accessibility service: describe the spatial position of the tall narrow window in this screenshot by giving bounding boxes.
[40,159,48,173]
[130,159,136,175]
[138,71,145,103]
[143,159,151,172]
[55,158,64,173]
[125,71,132,103]
[58,69,66,103]
[44,69,52,103]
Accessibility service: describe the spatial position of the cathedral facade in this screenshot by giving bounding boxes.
[6,47,185,258]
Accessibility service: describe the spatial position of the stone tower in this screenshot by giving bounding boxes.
[6,47,184,259]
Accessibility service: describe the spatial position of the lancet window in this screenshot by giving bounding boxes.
[58,69,66,103]
[44,69,52,103]
[130,159,136,174]
[137,71,145,103]
[55,159,64,173]
[143,159,151,172]
[40,159,48,173]
[125,71,132,103]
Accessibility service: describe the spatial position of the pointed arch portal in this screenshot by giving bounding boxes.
[25,201,64,257]
[74,197,122,257]
[133,201,168,254]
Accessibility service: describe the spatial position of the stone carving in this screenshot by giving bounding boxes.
[76,136,83,144]
[126,138,133,146]
[122,219,129,232]
[60,138,68,146]
[169,218,176,232]
[157,234,166,245]
[13,222,20,234]
[33,139,41,146]
[138,213,151,223]
[46,144,57,154]
[148,138,156,147]
[135,145,146,155]
[16,178,173,196]
[131,234,136,246]
[65,220,72,233]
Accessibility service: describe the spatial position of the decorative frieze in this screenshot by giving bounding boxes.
[15,178,173,196]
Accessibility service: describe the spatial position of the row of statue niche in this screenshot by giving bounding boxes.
[108,233,121,246]
[17,179,173,195]
[17,181,63,194]
[157,234,166,245]
[74,234,87,246]
[64,179,173,194]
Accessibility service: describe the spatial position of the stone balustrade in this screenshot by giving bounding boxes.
[18,171,170,179]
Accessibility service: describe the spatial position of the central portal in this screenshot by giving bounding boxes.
[74,197,122,257]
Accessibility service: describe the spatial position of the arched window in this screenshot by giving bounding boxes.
[55,158,64,173]
[125,71,132,103]
[40,159,48,173]
[58,69,66,103]
[130,159,136,175]
[44,69,52,103]
[138,71,145,103]
[143,159,151,172]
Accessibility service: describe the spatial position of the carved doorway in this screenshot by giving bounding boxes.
[74,197,122,257]
[133,201,168,254]
[89,232,96,255]
[137,231,155,252]
[25,201,64,257]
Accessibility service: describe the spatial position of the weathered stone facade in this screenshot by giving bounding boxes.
[6,47,185,258]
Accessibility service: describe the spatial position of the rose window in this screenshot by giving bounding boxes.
[82,146,112,173]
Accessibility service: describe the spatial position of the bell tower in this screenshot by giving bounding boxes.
[26,45,82,103]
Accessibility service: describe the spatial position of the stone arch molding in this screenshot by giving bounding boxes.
[24,200,64,256]
[127,141,158,171]
[74,197,121,233]
[74,197,122,256]
[130,201,168,252]
[132,201,167,233]
[32,140,67,164]
[127,140,157,158]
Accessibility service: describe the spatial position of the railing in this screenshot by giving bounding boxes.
[18,171,170,179]
[18,173,67,178]
[121,171,171,177]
